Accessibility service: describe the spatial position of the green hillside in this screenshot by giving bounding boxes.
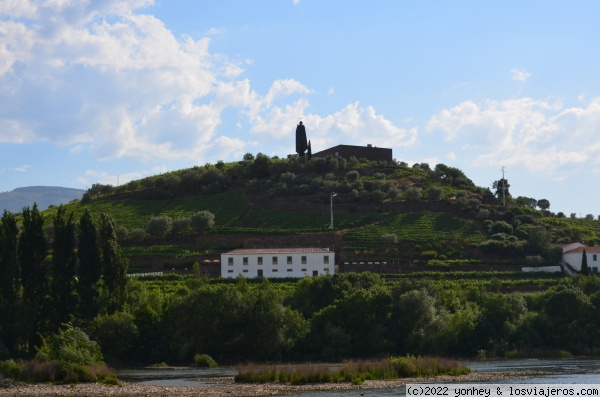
[35,154,600,276]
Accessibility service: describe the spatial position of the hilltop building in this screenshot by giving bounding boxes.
[312,144,393,162]
[221,248,335,278]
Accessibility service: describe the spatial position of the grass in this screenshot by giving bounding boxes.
[234,356,470,385]
[2,359,120,385]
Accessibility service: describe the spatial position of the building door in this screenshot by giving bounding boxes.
[312,270,318,277]
[258,269,263,278]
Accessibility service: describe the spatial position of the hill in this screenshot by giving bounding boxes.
[0,186,85,213]
[39,155,600,276]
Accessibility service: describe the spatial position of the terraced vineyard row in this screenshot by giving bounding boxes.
[239,208,384,230]
[344,212,485,243]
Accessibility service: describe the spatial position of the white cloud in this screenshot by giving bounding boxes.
[0,0,417,166]
[14,165,31,172]
[428,96,600,173]
[511,68,531,83]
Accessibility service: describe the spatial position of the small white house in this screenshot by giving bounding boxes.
[562,243,600,273]
[221,248,335,278]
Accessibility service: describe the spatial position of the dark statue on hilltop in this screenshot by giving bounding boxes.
[295,121,307,156]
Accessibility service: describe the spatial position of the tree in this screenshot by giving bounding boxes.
[581,249,590,275]
[295,121,307,156]
[0,210,19,303]
[18,203,48,349]
[145,216,172,237]
[19,204,47,305]
[537,199,550,211]
[99,213,128,314]
[492,178,510,198]
[190,210,215,233]
[49,205,78,330]
[78,208,102,320]
[307,140,312,160]
[427,186,443,201]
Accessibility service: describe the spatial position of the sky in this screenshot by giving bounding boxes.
[1,1,600,217]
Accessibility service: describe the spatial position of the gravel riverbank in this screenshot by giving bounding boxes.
[0,370,542,397]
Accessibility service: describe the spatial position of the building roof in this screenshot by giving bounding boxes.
[564,246,600,254]
[223,248,331,255]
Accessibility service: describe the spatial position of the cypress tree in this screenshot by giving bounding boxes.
[19,204,47,306]
[78,208,102,319]
[581,249,589,275]
[0,210,19,303]
[49,205,78,330]
[18,203,48,350]
[99,213,128,313]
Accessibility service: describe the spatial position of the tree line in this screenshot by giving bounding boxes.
[0,205,128,358]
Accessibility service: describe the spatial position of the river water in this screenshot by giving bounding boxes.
[116,358,600,396]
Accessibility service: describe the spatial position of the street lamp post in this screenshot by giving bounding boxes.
[329,192,337,229]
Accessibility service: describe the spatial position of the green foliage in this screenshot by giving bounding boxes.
[145,216,172,237]
[190,210,215,233]
[32,324,108,383]
[193,353,217,368]
[91,312,139,363]
[345,212,484,244]
[235,356,469,384]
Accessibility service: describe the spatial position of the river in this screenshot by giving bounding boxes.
[116,358,600,396]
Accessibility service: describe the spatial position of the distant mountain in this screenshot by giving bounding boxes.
[0,186,85,214]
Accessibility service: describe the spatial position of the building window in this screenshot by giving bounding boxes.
[301,268,307,272]
[594,254,597,261]
[287,256,293,264]
[287,269,293,272]
[243,269,248,273]
[272,269,278,272]
[243,257,248,265]
[272,256,278,265]
[257,256,263,265]
[301,256,307,264]
[324,268,330,273]
[324,255,330,264]
[228,257,233,266]
[227,270,233,273]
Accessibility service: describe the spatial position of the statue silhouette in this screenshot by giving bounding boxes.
[295,121,307,157]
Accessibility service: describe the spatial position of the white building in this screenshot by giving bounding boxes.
[221,248,335,278]
[562,243,600,273]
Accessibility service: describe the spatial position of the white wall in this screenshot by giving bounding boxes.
[563,251,600,273]
[221,252,335,278]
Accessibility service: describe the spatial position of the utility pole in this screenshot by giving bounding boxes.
[329,192,337,229]
[500,166,507,207]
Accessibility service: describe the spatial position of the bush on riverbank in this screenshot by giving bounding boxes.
[0,324,120,385]
[235,355,470,385]
[193,353,217,368]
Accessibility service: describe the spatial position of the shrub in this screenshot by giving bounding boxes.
[0,359,21,378]
[116,226,129,241]
[525,255,543,266]
[405,187,422,201]
[427,186,443,201]
[129,228,145,243]
[193,353,217,368]
[420,250,438,260]
[382,234,398,244]
[491,221,513,235]
[190,210,216,233]
[346,170,360,182]
[477,209,491,220]
[145,216,172,237]
[172,217,191,234]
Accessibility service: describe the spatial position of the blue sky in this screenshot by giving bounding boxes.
[1,0,600,216]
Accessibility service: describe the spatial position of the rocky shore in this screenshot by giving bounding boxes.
[0,370,542,397]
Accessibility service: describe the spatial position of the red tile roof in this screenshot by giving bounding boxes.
[224,248,331,255]
[564,246,600,254]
